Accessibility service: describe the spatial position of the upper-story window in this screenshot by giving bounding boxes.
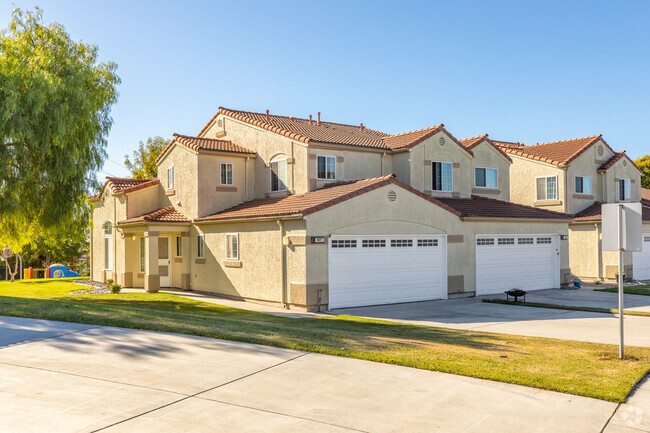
[220,163,233,185]
[270,159,288,192]
[474,167,498,189]
[575,176,592,194]
[167,166,174,189]
[317,156,336,180]
[432,161,453,192]
[619,178,632,202]
[536,176,558,201]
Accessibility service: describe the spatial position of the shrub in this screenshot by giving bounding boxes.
[110,283,121,294]
[106,278,114,286]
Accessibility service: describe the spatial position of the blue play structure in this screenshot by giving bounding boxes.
[49,264,82,279]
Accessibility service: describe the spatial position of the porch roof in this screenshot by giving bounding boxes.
[118,206,190,226]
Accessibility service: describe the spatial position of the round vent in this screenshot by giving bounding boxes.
[438,136,446,146]
[387,190,397,202]
[217,119,223,128]
[623,159,628,167]
[598,145,604,156]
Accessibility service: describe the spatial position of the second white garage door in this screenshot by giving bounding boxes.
[633,234,650,281]
[328,235,447,309]
[476,234,560,296]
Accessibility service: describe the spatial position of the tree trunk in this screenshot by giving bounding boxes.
[6,257,18,283]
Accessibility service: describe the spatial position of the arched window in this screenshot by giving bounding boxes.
[270,156,288,192]
[104,221,113,270]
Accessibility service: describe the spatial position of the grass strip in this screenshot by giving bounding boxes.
[595,286,650,296]
[483,298,650,317]
[1,279,649,402]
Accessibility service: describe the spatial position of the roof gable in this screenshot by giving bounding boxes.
[459,135,512,163]
[194,175,462,222]
[155,133,255,165]
[598,151,643,174]
[118,206,190,226]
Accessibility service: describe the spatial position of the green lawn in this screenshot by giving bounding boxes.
[595,285,650,296]
[1,279,649,402]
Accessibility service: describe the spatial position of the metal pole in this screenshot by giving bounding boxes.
[618,204,625,359]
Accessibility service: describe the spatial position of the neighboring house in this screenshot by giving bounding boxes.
[494,136,650,281]
[90,108,574,311]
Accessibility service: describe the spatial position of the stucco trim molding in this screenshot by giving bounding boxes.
[447,235,464,244]
[195,258,206,264]
[223,260,242,268]
[471,188,500,195]
[572,193,594,200]
[165,189,176,196]
[216,186,238,192]
[533,200,562,207]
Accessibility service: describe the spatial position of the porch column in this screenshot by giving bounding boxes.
[144,231,160,293]
[181,233,191,290]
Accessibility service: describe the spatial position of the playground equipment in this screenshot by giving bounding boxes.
[23,264,82,280]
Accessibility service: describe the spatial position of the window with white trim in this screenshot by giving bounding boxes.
[226,233,239,260]
[197,234,205,258]
[575,176,592,194]
[220,163,233,185]
[362,240,386,248]
[103,221,113,270]
[176,236,182,257]
[432,161,453,192]
[139,236,145,273]
[317,156,336,180]
[536,176,558,201]
[331,240,356,248]
[270,159,288,192]
[475,167,498,188]
[477,238,494,246]
[167,166,174,189]
[619,178,631,202]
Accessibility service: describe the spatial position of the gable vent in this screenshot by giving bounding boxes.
[438,136,446,146]
[388,190,397,201]
[597,145,604,156]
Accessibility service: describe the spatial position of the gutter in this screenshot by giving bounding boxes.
[460,217,573,223]
[193,215,304,225]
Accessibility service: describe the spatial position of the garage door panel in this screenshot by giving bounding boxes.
[633,234,650,280]
[328,235,447,309]
[476,235,560,296]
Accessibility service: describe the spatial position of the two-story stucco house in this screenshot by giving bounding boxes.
[494,136,650,281]
[90,107,575,311]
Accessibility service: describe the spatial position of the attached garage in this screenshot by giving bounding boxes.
[328,234,447,309]
[633,234,650,281]
[475,234,561,296]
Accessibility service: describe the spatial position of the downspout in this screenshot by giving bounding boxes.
[562,166,568,213]
[113,195,117,281]
[244,157,248,200]
[277,219,288,308]
[89,220,93,281]
[381,152,385,175]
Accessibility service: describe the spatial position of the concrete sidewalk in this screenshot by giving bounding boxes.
[0,316,621,433]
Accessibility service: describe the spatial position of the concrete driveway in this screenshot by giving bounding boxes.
[0,315,619,433]
[332,288,650,347]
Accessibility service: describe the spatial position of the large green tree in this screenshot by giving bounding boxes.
[124,136,169,179]
[0,7,120,255]
[635,155,650,189]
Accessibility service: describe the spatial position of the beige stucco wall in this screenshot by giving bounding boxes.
[603,157,642,204]
[191,220,306,304]
[126,186,161,219]
[201,114,309,197]
[508,156,566,213]
[564,140,613,214]
[306,145,386,190]
[197,153,251,218]
[157,143,199,219]
[408,131,473,198]
[90,188,127,284]
[469,141,512,201]
[568,223,600,279]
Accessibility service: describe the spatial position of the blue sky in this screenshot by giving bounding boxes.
[3,1,650,179]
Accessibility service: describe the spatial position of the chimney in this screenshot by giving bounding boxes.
[309,115,313,125]
[266,109,270,121]
[360,123,364,131]
[317,112,321,126]
[289,116,294,122]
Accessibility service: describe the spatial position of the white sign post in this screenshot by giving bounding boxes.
[602,202,643,359]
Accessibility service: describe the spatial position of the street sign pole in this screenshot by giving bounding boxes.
[618,204,625,359]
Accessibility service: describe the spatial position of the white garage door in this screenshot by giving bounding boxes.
[476,234,560,296]
[633,234,650,281]
[328,235,447,309]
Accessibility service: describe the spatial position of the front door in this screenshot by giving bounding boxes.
[158,236,171,287]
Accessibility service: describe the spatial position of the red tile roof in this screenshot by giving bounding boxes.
[118,206,190,226]
[195,175,462,222]
[598,151,642,173]
[202,107,461,152]
[436,196,573,220]
[574,201,650,222]
[106,177,155,193]
[492,140,526,149]
[495,135,611,167]
[459,134,513,163]
[155,133,255,164]
[642,188,650,206]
